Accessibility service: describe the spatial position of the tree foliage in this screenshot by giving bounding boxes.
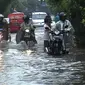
[0,0,12,14]
[4,0,40,16]
[46,0,85,48]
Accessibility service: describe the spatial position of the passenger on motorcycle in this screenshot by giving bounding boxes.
[44,13,52,51]
[0,14,9,41]
[54,13,60,23]
[20,15,37,43]
[52,12,75,54]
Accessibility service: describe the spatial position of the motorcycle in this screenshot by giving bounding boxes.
[45,30,63,55]
[16,28,36,47]
[45,29,70,55]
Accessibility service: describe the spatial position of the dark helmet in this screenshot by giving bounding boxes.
[59,12,67,21]
[23,15,29,22]
[59,12,66,17]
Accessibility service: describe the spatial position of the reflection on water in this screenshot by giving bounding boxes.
[0,29,85,85]
[1,42,85,85]
[23,50,34,56]
[0,50,4,72]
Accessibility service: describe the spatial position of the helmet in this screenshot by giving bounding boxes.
[59,12,66,21]
[0,14,4,22]
[23,15,29,21]
[59,12,66,17]
[0,14,4,17]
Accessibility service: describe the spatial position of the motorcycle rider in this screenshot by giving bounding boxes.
[20,15,37,43]
[55,13,60,23]
[0,14,8,41]
[52,12,74,54]
[44,13,52,51]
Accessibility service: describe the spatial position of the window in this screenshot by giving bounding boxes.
[32,14,46,19]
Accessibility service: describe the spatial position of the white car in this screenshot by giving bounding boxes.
[32,12,47,27]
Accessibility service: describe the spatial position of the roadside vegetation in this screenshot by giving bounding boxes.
[46,0,85,48]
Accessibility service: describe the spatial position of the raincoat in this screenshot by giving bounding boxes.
[52,19,75,50]
[20,21,34,31]
[55,15,60,22]
[16,20,35,44]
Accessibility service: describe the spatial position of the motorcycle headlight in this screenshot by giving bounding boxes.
[55,31,59,35]
[25,29,29,32]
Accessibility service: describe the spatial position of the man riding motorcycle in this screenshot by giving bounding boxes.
[20,15,37,43]
[0,14,9,41]
[52,12,75,54]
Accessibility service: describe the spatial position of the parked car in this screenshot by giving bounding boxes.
[32,12,47,27]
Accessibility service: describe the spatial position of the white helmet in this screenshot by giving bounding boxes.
[0,14,4,17]
[0,14,4,21]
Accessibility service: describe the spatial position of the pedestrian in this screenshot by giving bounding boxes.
[44,13,52,28]
[44,13,52,51]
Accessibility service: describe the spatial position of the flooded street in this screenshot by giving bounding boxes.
[0,27,85,85]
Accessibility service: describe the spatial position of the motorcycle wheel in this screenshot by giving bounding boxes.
[53,40,62,55]
[27,41,35,48]
[16,30,23,44]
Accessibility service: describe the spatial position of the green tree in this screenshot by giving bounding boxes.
[0,0,12,14]
[46,0,85,48]
[4,0,39,16]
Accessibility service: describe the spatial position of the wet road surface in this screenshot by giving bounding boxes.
[0,27,85,85]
